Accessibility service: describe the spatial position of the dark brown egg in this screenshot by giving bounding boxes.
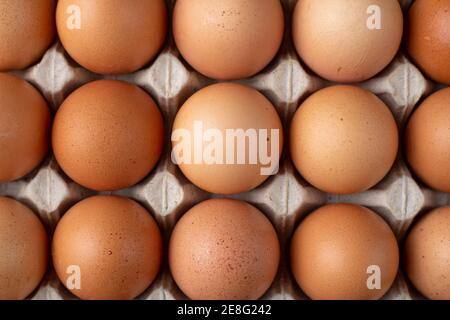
[291,204,399,300]
[169,199,280,300]
[0,0,55,71]
[0,73,51,182]
[56,0,167,74]
[407,0,450,84]
[405,88,450,193]
[52,196,162,300]
[0,197,48,300]
[404,206,450,300]
[52,80,164,191]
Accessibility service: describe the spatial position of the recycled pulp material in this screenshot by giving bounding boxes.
[1,0,448,300]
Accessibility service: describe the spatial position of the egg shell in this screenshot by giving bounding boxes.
[404,206,450,300]
[0,197,48,300]
[0,73,51,182]
[292,0,403,82]
[407,0,450,84]
[290,204,399,300]
[173,0,284,80]
[56,0,167,75]
[405,88,450,193]
[290,85,398,194]
[172,83,284,195]
[169,199,280,300]
[52,196,162,300]
[0,0,55,71]
[52,80,164,191]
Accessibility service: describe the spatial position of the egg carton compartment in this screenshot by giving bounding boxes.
[0,0,448,300]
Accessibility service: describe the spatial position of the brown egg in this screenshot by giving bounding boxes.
[52,80,164,191]
[290,204,399,300]
[169,199,280,300]
[293,0,403,82]
[0,0,55,71]
[405,88,450,193]
[52,196,162,300]
[56,0,167,74]
[290,85,398,194]
[404,206,450,300]
[0,73,51,182]
[0,197,48,300]
[407,0,450,84]
[172,83,283,195]
[173,0,284,80]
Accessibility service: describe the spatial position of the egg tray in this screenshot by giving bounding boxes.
[1,0,448,300]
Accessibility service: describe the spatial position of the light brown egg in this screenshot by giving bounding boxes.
[173,0,284,80]
[0,197,48,300]
[172,83,283,195]
[0,0,55,71]
[293,0,403,82]
[290,204,399,300]
[56,0,167,74]
[169,199,280,300]
[52,80,164,191]
[405,88,450,193]
[404,206,450,300]
[52,196,162,300]
[407,0,450,84]
[0,73,51,182]
[290,85,398,194]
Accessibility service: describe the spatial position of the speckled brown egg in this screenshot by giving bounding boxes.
[404,206,450,300]
[0,0,55,71]
[290,204,399,300]
[0,73,51,182]
[407,0,450,84]
[169,199,280,300]
[52,196,162,300]
[172,83,283,195]
[405,88,450,193]
[173,0,284,80]
[290,85,398,194]
[56,0,167,74]
[0,197,48,300]
[293,0,403,82]
[52,80,164,191]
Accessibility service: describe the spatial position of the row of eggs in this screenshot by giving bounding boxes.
[1,195,449,300]
[1,0,449,84]
[1,73,449,196]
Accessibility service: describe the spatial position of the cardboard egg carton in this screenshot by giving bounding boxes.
[1,0,448,300]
